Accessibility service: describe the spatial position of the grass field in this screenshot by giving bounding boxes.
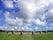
[0,32,53,40]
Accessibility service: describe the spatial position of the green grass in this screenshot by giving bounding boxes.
[0,32,53,40]
[0,32,21,40]
[33,32,53,40]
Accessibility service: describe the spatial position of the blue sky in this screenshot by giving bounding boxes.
[0,0,53,31]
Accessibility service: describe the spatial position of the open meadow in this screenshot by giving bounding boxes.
[0,32,53,40]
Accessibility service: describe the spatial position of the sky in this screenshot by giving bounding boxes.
[0,0,53,31]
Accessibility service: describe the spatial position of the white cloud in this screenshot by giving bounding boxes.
[11,28,14,31]
[46,26,48,29]
[0,26,8,30]
[15,0,49,19]
[16,17,19,20]
[24,19,32,26]
[40,14,46,21]
[49,27,53,30]
[35,27,39,30]
[20,19,32,27]
[49,9,53,15]
[29,28,33,31]
[0,26,3,30]
[2,0,53,31]
[49,23,53,26]
[26,2,36,13]
[14,27,17,29]
[24,26,29,31]
[45,8,53,26]
[4,11,23,26]
[21,27,24,30]
[2,0,52,20]
[17,18,23,26]
[48,0,53,2]
[33,18,47,26]
[2,1,14,8]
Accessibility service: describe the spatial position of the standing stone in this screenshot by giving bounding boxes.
[32,32,34,35]
[12,31,14,34]
[6,31,8,34]
[20,32,22,35]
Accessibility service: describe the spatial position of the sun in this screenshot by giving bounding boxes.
[27,2,36,12]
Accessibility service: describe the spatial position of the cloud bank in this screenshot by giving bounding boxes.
[0,0,53,31]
